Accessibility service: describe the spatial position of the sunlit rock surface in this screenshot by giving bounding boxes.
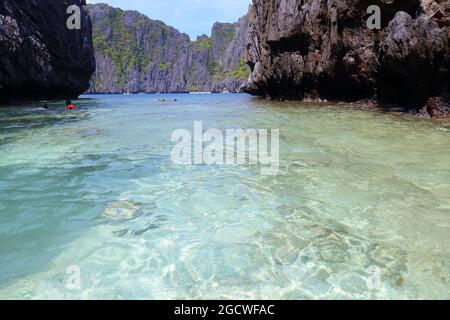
[86,4,250,94]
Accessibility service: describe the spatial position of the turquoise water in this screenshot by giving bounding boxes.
[0,94,449,299]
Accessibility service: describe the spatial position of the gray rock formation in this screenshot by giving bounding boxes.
[243,0,449,107]
[0,0,95,102]
[379,11,448,103]
[87,4,250,93]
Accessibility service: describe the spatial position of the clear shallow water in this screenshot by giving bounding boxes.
[0,94,449,299]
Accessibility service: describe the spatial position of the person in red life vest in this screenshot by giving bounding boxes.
[65,100,76,110]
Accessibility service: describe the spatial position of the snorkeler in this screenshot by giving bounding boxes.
[43,103,49,109]
[65,100,76,110]
[159,98,177,102]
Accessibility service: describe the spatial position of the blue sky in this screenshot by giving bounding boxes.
[86,0,250,39]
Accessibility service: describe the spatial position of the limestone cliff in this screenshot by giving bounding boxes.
[243,0,449,109]
[0,0,95,102]
[87,4,250,93]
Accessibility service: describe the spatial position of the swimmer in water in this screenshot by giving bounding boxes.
[43,103,49,109]
[65,100,76,110]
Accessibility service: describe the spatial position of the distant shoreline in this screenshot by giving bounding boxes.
[81,92,243,95]
[2,93,448,121]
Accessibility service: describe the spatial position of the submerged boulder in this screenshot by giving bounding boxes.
[101,200,143,221]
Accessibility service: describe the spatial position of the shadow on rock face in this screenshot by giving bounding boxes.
[378,12,448,106]
[243,0,449,110]
[0,0,95,102]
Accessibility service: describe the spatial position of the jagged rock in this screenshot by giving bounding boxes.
[416,95,449,118]
[421,0,446,22]
[0,0,95,102]
[378,12,448,104]
[426,97,446,118]
[86,4,250,94]
[243,0,449,107]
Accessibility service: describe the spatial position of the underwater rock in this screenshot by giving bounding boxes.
[102,200,143,221]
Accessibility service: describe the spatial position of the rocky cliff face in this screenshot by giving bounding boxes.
[87,4,249,94]
[0,0,95,102]
[244,0,449,109]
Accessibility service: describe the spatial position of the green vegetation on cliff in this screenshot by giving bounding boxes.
[87,3,249,93]
[198,37,212,50]
[228,58,250,81]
